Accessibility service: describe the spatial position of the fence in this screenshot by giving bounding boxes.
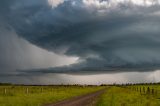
[125,86,160,97]
[0,87,54,95]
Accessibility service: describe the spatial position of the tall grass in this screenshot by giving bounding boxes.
[0,85,103,106]
[97,86,160,106]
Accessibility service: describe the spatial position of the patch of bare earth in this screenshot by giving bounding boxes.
[44,88,106,106]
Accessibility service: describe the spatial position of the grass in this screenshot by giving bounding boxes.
[1,84,160,106]
[97,86,160,106]
[0,85,103,106]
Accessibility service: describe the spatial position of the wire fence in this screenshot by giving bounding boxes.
[122,86,160,99]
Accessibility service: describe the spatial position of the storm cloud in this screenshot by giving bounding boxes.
[1,0,160,73]
[0,18,78,75]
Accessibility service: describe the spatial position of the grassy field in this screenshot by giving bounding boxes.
[0,85,103,106]
[97,85,160,106]
[1,84,160,106]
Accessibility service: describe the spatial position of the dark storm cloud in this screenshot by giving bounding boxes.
[0,16,77,75]
[2,0,160,72]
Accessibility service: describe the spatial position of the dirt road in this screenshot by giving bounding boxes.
[45,88,106,106]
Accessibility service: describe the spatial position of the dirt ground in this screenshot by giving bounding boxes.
[45,88,106,106]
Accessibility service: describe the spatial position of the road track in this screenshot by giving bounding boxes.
[45,88,106,106]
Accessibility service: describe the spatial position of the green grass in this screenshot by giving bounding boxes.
[1,85,160,106]
[97,86,160,106]
[0,85,103,106]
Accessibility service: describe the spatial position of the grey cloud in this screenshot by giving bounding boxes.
[2,0,160,72]
[0,19,77,75]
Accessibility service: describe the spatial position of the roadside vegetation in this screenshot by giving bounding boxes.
[1,83,160,106]
[0,85,103,106]
[97,85,160,106]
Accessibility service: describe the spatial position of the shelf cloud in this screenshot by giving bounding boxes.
[1,0,160,74]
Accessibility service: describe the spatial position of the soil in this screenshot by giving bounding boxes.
[44,88,106,106]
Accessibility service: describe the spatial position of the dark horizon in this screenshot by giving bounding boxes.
[1,0,160,84]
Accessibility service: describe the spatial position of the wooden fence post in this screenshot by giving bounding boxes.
[143,87,145,93]
[4,88,7,94]
[147,87,150,94]
[26,88,29,94]
[41,88,43,93]
[151,89,154,95]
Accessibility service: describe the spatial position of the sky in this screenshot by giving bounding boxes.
[1,0,160,84]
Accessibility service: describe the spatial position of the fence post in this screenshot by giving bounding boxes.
[41,88,43,93]
[143,87,145,94]
[147,87,150,94]
[151,89,154,95]
[26,88,29,94]
[4,88,7,94]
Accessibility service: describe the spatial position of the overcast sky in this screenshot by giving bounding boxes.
[1,0,160,84]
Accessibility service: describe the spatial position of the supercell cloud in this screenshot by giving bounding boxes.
[1,0,160,74]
